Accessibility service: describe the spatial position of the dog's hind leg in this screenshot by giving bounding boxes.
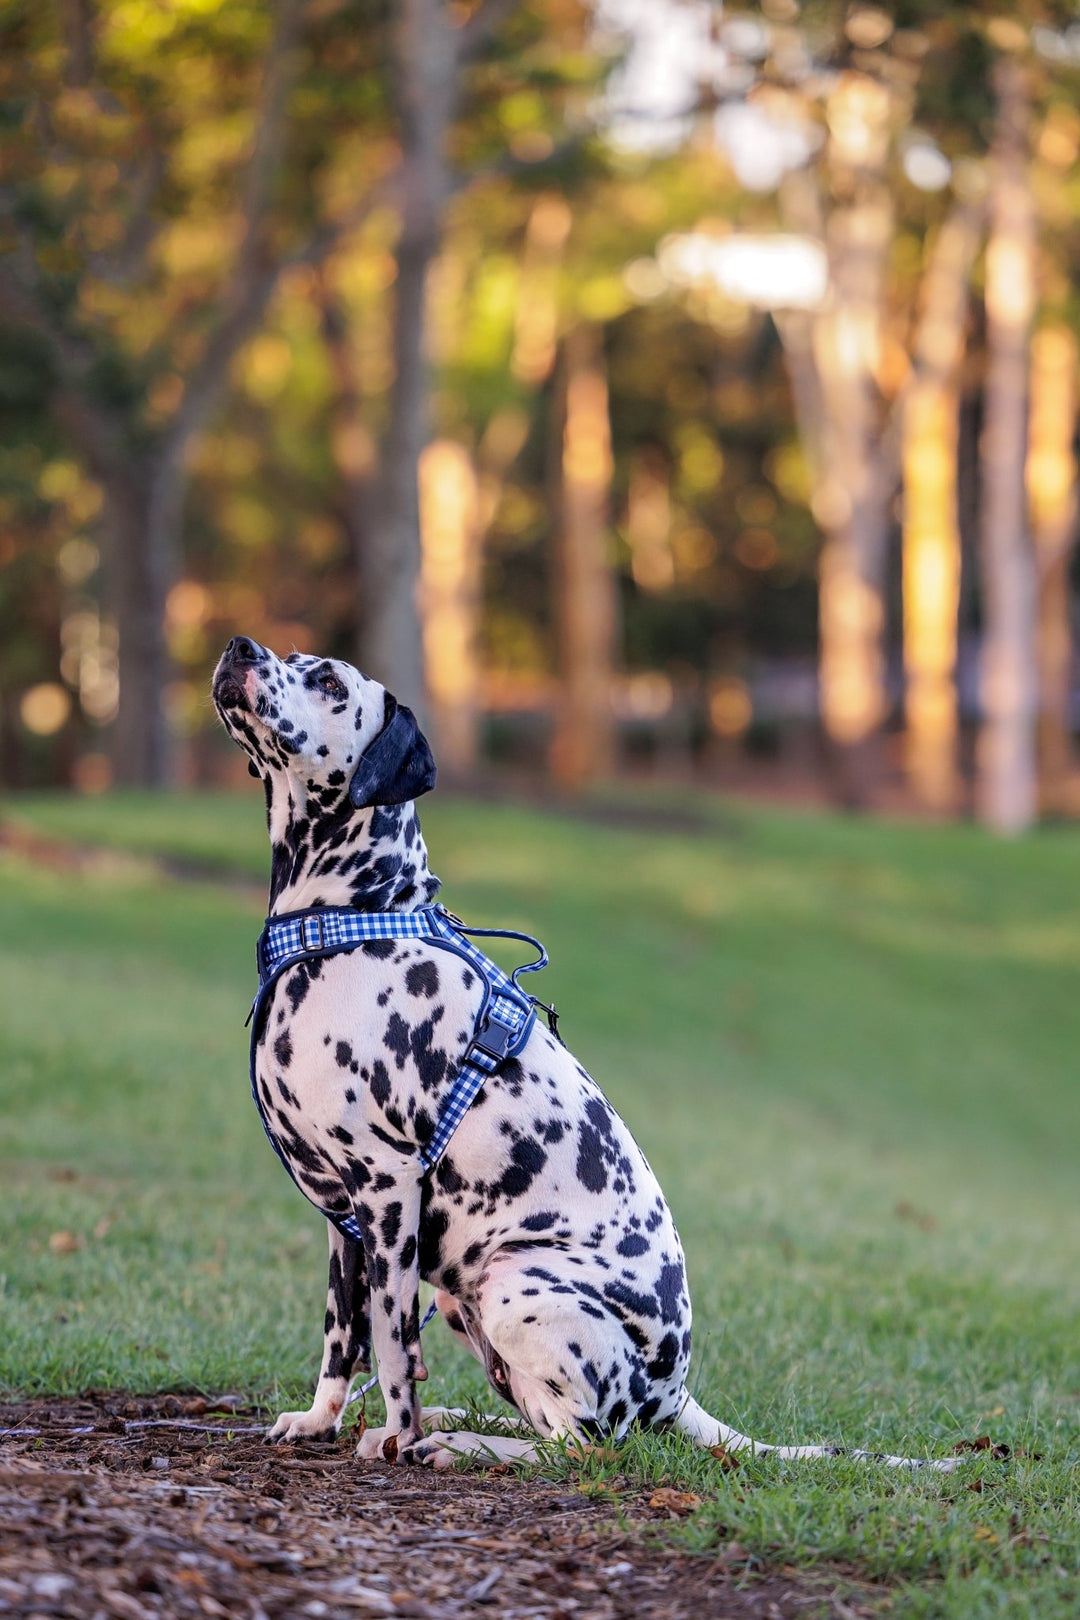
[673,1392,960,1472]
[402,1250,647,1469]
[270,1221,370,1442]
[414,1289,532,1435]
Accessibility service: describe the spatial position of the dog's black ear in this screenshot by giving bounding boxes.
[349,694,437,809]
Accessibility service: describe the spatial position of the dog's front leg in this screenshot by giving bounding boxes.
[353,1170,427,1462]
[269,1221,370,1442]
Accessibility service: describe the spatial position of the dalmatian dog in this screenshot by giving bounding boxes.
[212,636,956,1473]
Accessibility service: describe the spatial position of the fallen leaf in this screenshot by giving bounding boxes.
[973,1526,999,1544]
[953,1436,1010,1459]
[48,1231,81,1255]
[382,1433,398,1464]
[709,1444,741,1471]
[648,1487,701,1516]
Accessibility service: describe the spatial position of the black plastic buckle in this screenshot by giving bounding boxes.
[466,1010,516,1066]
[301,913,325,952]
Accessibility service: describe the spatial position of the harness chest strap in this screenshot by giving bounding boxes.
[248,903,551,1241]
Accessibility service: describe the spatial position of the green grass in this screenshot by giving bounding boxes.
[2,789,1078,1617]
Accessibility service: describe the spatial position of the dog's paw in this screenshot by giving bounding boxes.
[354,1424,419,1463]
[399,1432,461,1470]
[267,1406,342,1443]
[399,1431,540,1470]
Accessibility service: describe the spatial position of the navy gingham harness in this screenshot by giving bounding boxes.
[249,902,554,1242]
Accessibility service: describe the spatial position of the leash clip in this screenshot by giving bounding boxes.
[531,997,563,1044]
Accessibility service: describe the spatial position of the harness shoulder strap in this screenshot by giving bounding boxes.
[248,903,552,1224]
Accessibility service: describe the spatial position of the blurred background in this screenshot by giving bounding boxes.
[2,0,1080,834]
[4,16,1080,1587]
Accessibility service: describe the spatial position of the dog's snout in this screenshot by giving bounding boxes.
[226,635,263,666]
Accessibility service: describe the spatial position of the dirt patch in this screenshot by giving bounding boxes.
[0,1396,881,1619]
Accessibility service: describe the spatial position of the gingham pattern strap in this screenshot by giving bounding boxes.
[254,903,538,1181]
[417,915,535,1169]
[259,904,440,980]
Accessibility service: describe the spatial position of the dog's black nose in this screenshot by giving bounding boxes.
[225,635,264,666]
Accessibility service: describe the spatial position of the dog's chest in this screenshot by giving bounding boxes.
[255,942,483,1148]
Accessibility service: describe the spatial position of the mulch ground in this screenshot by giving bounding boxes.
[0,1396,887,1620]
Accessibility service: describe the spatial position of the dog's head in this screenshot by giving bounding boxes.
[212,637,436,810]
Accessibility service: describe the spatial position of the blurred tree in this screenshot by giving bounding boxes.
[977,54,1038,835]
[708,8,924,804]
[550,320,617,785]
[1029,323,1078,813]
[1025,90,1080,814]
[418,436,482,777]
[311,0,597,727]
[902,190,983,814]
[786,70,897,807]
[0,0,387,781]
[359,0,514,714]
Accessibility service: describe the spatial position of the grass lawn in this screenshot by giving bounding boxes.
[2,788,1078,1617]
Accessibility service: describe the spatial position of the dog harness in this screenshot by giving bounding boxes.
[248,902,555,1244]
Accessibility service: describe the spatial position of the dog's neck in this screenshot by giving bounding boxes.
[264,773,440,915]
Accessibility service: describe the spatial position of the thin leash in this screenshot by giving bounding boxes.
[346,1298,440,1413]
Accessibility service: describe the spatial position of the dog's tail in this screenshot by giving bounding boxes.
[673,1392,959,1472]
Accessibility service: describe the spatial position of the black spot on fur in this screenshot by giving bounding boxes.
[384,1012,411,1069]
[616,1233,649,1258]
[405,961,440,999]
[575,1123,608,1193]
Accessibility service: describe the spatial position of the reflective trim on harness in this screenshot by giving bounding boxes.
[247,903,549,1242]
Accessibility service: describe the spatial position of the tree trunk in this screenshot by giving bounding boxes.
[1028,324,1079,812]
[50,387,179,788]
[977,58,1038,835]
[418,439,481,778]
[813,180,894,806]
[101,465,175,787]
[902,200,983,813]
[903,385,961,812]
[362,0,454,716]
[318,274,377,634]
[779,79,895,807]
[511,192,572,385]
[550,323,618,789]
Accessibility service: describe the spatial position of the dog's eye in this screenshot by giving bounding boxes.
[317,671,347,699]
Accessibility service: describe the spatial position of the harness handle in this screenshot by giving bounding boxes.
[436,906,548,987]
[436,905,563,1041]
